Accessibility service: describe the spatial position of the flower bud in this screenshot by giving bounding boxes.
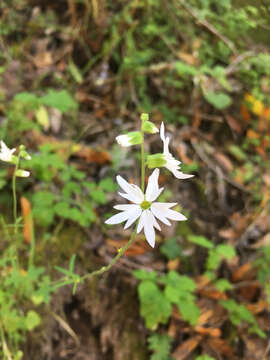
[116,131,143,147]
[15,169,30,177]
[142,121,159,134]
[147,153,166,168]
[140,113,149,122]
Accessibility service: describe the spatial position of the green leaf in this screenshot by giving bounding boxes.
[98,178,117,192]
[35,105,49,130]
[148,334,173,360]
[206,249,222,271]
[175,61,198,76]
[177,299,200,326]
[228,144,247,161]
[40,90,78,113]
[14,92,40,108]
[216,244,236,260]
[138,281,171,329]
[196,356,216,360]
[160,238,182,260]
[133,270,157,281]
[90,188,107,205]
[204,92,232,109]
[215,278,233,292]
[25,310,41,331]
[68,61,83,83]
[187,235,214,249]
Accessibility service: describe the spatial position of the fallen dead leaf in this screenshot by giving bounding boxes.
[205,337,234,359]
[20,196,33,244]
[232,262,254,282]
[195,326,221,338]
[172,335,202,360]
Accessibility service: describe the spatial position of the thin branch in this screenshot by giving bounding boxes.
[176,0,236,54]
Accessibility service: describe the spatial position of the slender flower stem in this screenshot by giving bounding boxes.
[141,130,145,192]
[12,159,19,235]
[51,227,138,291]
[81,227,137,281]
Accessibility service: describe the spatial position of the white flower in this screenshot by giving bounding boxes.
[105,169,187,248]
[0,141,16,163]
[160,122,193,179]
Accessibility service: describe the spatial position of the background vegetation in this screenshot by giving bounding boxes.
[1,0,270,359]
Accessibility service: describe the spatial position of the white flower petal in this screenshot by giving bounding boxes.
[124,207,142,229]
[114,204,137,211]
[118,191,142,204]
[149,211,161,231]
[160,122,165,142]
[151,203,171,226]
[117,175,144,203]
[136,211,145,234]
[171,169,194,179]
[105,210,132,225]
[143,210,156,247]
[0,141,16,162]
[153,202,177,209]
[156,203,187,221]
[116,135,131,147]
[145,168,162,202]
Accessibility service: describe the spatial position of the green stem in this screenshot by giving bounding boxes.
[0,321,13,360]
[52,227,138,291]
[82,226,137,281]
[141,130,145,192]
[12,160,19,235]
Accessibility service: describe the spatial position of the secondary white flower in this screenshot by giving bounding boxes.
[116,131,143,147]
[160,122,193,179]
[15,169,30,177]
[0,141,16,163]
[105,169,187,248]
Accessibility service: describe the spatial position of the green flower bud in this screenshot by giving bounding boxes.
[15,169,30,177]
[142,121,159,134]
[147,153,166,168]
[116,131,143,147]
[140,113,149,122]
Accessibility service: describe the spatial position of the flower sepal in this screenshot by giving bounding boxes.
[147,153,166,168]
[142,121,159,134]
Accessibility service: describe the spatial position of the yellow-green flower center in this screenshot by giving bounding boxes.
[140,200,151,210]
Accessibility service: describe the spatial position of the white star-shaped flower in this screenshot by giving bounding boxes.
[105,168,187,247]
[0,141,16,163]
[160,122,193,179]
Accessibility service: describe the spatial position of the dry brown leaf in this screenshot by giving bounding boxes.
[195,275,212,290]
[195,326,221,338]
[231,262,254,282]
[29,131,110,164]
[172,335,202,360]
[214,152,233,172]
[198,288,227,300]
[177,144,193,165]
[250,233,270,249]
[106,238,150,256]
[167,258,180,270]
[225,115,243,134]
[179,52,197,65]
[206,338,234,359]
[75,145,110,164]
[20,196,33,244]
[241,335,267,360]
[246,301,267,315]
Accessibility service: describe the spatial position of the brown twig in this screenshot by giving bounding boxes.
[176,0,236,54]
